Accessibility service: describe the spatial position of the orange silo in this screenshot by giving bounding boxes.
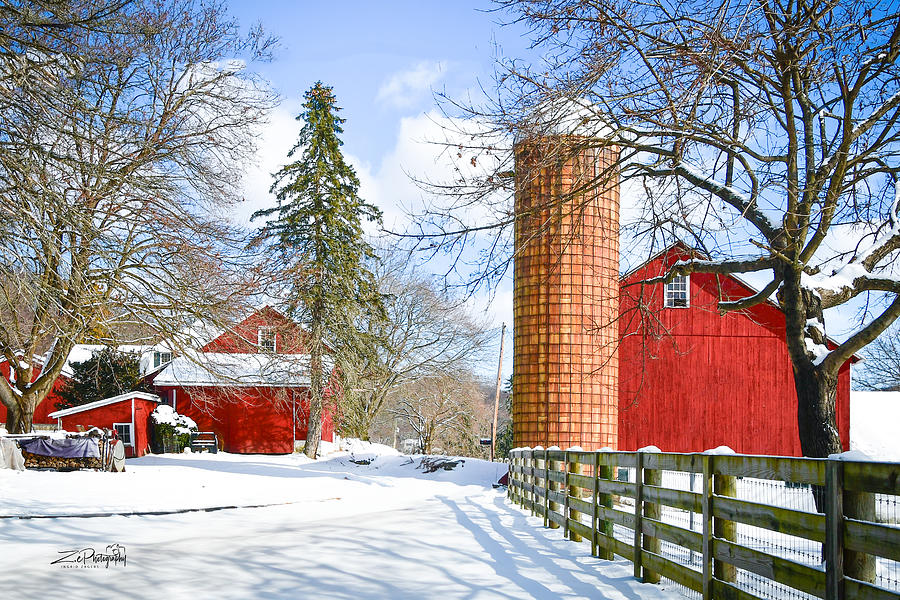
[513,134,619,451]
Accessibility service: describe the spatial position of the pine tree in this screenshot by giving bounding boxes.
[251,82,383,458]
[55,348,149,411]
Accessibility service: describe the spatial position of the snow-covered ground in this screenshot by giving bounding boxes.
[0,442,679,599]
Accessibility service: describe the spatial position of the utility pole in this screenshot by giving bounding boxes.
[491,322,507,462]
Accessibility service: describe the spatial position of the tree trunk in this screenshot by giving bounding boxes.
[793,364,841,515]
[793,365,841,459]
[304,354,323,459]
[304,318,325,459]
[6,400,34,434]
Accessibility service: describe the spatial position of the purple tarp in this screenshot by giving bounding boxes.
[18,437,100,459]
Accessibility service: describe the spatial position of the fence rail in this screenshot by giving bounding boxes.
[507,448,900,600]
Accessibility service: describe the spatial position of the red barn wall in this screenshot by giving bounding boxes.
[57,398,158,457]
[618,250,851,456]
[0,360,69,426]
[155,385,334,454]
[202,307,307,354]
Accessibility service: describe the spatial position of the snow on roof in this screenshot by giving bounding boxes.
[152,352,311,387]
[58,344,161,378]
[48,391,162,418]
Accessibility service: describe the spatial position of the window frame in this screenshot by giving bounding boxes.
[153,351,173,368]
[113,422,134,447]
[258,326,276,353]
[664,274,690,308]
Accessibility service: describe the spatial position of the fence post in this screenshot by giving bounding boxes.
[591,451,599,556]
[597,454,614,561]
[642,454,661,584]
[508,452,514,502]
[701,454,712,600]
[529,451,537,517]
[633,451,644,580]
[843,462,876,584]
[542,449,550,526]
[713,466,737,585]
[563,450,571,539]
[825,458,844,600]
[515,453,522,505]
[568,451,583,542]
[547,450,560,529]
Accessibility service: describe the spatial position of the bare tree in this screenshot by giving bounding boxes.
[857,324,900,390]
[413,0,900,459]
[337,253,492,440]
[390,369,486,455]
[0,0,277,432]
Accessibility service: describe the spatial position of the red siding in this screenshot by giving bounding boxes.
[155,385,334,454]
[618,248,852,456]
[0,360,69,426]
[57,397,159,457]
[202,306,307,354]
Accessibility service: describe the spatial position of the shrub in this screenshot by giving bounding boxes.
[150,405,198,453]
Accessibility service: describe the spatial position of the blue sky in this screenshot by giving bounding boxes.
[228,0,527,162]
[227,1,526,377]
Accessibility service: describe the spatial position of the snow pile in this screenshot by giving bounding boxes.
[851,391,900,460]
[828,450,876,461]
[151,405,197,434]
[638,445,662,453]
[704,445,737,455]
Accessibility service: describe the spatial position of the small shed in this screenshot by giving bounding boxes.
[48,391,161,458]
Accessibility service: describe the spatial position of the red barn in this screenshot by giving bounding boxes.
[48,391,161,457]
[149,306,335,454]
[618,244,852,456]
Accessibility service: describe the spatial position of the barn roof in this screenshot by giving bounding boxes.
[152,352,311,388]
[48,391,162,418]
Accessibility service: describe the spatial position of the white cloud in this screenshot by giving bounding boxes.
[376,61,447,109]
[235,101,303,226]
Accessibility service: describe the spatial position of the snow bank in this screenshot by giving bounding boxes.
[851,391,900,461]
[0,440,508,518]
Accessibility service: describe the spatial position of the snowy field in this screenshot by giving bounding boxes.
[0,442,679,600]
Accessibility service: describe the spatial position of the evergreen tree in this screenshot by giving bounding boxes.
[55,347,149,411]
[251,82,383,458]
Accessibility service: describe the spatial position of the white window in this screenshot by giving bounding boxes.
[664,274,690,308]
[153,351,173,368]
[258,327,276,353]
[114,423,133,447]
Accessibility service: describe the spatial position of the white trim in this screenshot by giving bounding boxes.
[113,422,134,447]
[172,388,177,412]
[664,274,690,308]
[48,391,161,418]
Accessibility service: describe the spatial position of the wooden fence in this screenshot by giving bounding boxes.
[508,448,900,600]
